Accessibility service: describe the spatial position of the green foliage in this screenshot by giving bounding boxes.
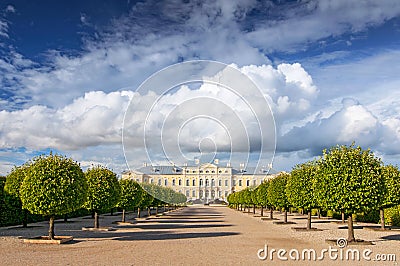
[20,154,87,216]
[354,210,380,224]
[267,172,290,209]
[227,192,236,206]
[4,164,29,197]
[242,188,254,205]
[314,144,384,214]
[385,205,400,226]
[139,189,154,208]
[251,186,260,206]
[84,165,121,212]
[116,179,143,210]
[286,161,318,211]
[257,180,270,207]
[379,165,400,209]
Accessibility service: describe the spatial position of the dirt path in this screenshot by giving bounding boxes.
[0,205,398,265]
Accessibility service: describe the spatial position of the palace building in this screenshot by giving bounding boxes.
[121,160,280,202]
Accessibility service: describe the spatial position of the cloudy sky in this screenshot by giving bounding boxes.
[1,0,400,175]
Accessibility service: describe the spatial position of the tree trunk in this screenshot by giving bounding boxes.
[49,216,55,239]
[347,214,355,242]
[94,212,99,228]
[147,207,151,217]
[22,209,28,228]
[380,208,385,230]
[155,206,158,215]
[270,208,273,219]
[122,209,126,223]
[260,206,264,217]
[91,211,95,219]
[284,209,288,223]
[253,204,256,214]
[64,214,68,222]
[307,211,312,230]
[110,208,114,216]
[341,211,345,223]
[318,209,321,219]
[137,207,141,218]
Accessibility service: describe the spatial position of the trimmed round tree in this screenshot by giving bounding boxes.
[314,144,384,242]
[4,164,30,227]
[251,186,260,214]
[257,181,272,218]
[19,154,87,239]
[116,179,143,223]
[267,172,291,223]
[286,161,319,230]
[137,188,153,218]
[84,166,121,228]
[378,164,400,229]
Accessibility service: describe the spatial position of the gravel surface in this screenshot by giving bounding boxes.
[0,206,398,265]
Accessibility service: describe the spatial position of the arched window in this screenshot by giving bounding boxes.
[205,179,209,186]
[172,179,176,186]
[164,179,168,186]
[239,180,242,186]
[158,179,162,186]
[211,179,215,186]
[186,179,190,186]
[192,179,196,186]
[178,179,182,186]
[199,179,203,186]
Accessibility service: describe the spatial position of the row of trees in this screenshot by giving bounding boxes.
[228,144,400,242]
[3,153,186,239]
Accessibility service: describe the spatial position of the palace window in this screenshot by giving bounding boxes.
[211,179,215,186]
[239,180,242,186]
[224,180,228,186]
[192,179,196,186]
[164,179,168,186]
[246,180,250,186]
[186,179,190,186]
[158,179,162,186]
[200,179,203,186]
[218,179,222,186]
[205,179,209,186]
[186,190,189,197]
[172,179,176,186]
[178,179,182,186]
[192,190,196,197]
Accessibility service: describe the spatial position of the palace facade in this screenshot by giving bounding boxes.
[121,160,280,202]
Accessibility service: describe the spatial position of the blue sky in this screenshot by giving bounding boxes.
[1,0,400,175]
